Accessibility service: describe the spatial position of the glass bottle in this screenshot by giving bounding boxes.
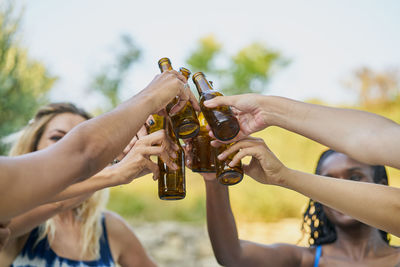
[191,112,216,173]
[215,143,243,185]
[158,117,186,200]
[192,72,240,141]
[158,58,199,139]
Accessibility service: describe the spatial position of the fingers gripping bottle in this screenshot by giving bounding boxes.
[158,58,199,139]
[147,115,186,200]
[215,143,243,185]
[192,72,240,141]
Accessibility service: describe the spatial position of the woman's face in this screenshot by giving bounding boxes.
[319,152,377,227]
[36,113,87,150]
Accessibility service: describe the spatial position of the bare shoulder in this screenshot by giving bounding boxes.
[104,210,132,234]
[103,211,155,267]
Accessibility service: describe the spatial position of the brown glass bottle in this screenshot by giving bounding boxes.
[215,143,243,185]
[158,58,199,139]
[158,117,186,200]
[192,72,240,141]
[191,112,217,173]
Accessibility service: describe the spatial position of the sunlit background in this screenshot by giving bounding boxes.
[2,0,400,265]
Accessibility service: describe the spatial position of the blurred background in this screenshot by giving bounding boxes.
[1,0,400,266]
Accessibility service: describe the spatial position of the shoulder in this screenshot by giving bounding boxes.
[103,211,137,244]
[103,211,155,266]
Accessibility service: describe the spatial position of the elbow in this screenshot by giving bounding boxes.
[71,125,110,181]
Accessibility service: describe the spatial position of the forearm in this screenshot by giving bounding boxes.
[8,202,63,239]
[282,168,400,237]
[205,180,243,266]
[263,96,400,168]
[48,167,118,202]
[0,92,154,220]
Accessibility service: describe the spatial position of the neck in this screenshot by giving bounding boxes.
[54,209,79,226]
[333,223,389,260]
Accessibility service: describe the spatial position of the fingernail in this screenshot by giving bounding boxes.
[218,153,224,160]
[228,161,234,167]
[172,163,178,169]
[171,152,177,159]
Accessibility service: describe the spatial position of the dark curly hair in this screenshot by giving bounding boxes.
[301,149,389,246]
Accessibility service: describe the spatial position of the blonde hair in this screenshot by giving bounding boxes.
[10,103,109,259]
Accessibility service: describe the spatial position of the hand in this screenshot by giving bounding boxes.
[215,137,287,185]
[141,71,200,116]
[111,128,179,183]
[204,94,268,142]
[182,139,217,182]
[0,220,11,251]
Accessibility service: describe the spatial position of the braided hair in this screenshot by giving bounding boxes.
[301,149,390,246]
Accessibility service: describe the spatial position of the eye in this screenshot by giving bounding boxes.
[349,174,362,181]
[50,135,63,142]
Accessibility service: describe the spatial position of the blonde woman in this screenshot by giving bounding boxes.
[0,70,196,222]
[1,103,170,266]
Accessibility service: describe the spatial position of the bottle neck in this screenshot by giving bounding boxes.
[193,76,213,95]
[159,63,173,73]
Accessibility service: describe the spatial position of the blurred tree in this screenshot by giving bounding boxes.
[345,67,400,106]
[186,34,222,74]
[0,2,56,155]
[186,35,287,95]
[90,35,141,112]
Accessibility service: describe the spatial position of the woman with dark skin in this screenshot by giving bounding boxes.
[204,94,400,236]
[200,148,400,266]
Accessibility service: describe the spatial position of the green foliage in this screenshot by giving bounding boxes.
[90,35,141,112]
[186,35,288,95]
[186,34,221,73]
[0,2,56,155]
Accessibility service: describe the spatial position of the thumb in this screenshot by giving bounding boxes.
[204,95,236,108]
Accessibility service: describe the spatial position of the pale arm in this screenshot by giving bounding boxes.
[7,194,90,239]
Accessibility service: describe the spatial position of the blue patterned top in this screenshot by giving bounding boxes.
[11,215,115,267]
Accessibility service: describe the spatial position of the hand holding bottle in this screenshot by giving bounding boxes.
[140,70,200,116]
[110,127,179,183]
[204,94,271,142]
[216,136,288,186]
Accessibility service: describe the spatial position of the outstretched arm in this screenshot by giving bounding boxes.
[203,174,304,267]
[219,137,400,237]
[0,71,193,221]
[205,94,400,168]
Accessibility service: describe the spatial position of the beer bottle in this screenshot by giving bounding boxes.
[158,58,200,139]
[191,112,217,173]
[192,72,240,141]
[158,117,186,200]
[215,143,243,185]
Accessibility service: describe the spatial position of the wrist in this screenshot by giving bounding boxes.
[261,96,292,128]
[274,167,294,188]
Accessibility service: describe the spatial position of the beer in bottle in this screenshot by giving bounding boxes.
[192,72,240,141]
[191,112,217,173]
[215,143,243,185]
[158,58,200,139]
[158,117,186,200]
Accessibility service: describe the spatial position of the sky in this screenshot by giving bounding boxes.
[16,0,400,111]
